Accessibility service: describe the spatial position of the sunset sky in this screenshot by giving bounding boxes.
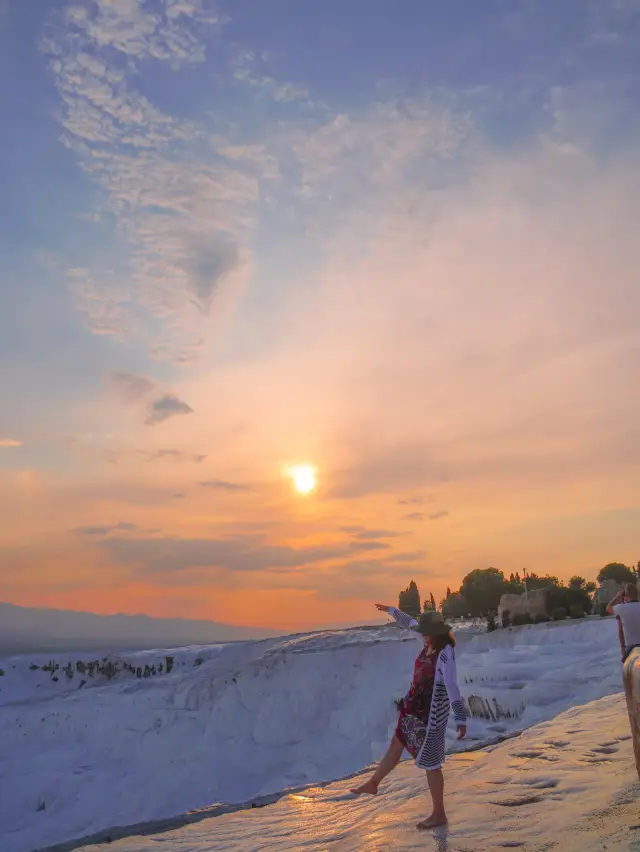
[1,0,639,631]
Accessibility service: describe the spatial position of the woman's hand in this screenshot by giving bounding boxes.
[375,603,391,612]
[456,725,467,740]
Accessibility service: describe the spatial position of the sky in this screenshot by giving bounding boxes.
[1,0,639,632]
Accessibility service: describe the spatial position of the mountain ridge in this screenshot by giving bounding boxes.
[0,601,280,652]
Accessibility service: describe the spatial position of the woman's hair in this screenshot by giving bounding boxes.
[624,583,639,602]
[430,631,455,654]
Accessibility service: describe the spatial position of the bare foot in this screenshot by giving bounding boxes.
[416,814,448,830]
[350,778,379,795]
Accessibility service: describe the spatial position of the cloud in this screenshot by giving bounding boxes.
[74,444,206,465]
[340,526,404,540]
[388,551,427,563]
[61,0,221,61]
[102,535,386,574]
[143,549,434,599]
[245,558,426,599]
[397,496,427,506]
[349,541,391,552]
[199,479,249,492]
[230,48,310,105]
[145,394,194,425]
[0,438,22,448]
[171,492,185,499]
[42,0,471,361]
[108,375,200,432]
[148,449,206,463]
[402,513,425,522]
[184,234,240,313]
[75,522,137,536]
[429,511,450,521]
[42,0,256,357]
[290,100,470,202]
[108,372,155,402]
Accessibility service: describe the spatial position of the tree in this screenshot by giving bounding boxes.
[526,573,560,591]
[503,576,525,595]
[398,581,421,619]
[422,592,436,612]
[445,587,451,599]
[460,568,507,616]
[568,576,596,595]
[441,593,468,619]
[542,576,593,615]
[597,563,636,586]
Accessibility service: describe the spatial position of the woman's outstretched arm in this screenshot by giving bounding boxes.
[375,603,419,630]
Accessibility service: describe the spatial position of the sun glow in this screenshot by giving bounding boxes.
[288,465,317,495]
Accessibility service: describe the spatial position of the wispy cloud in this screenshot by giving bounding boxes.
[340,526,404,540]
[75,521,137,537]
[145,394,194,425]
[42,0,474,364]
[199,479,249,492]
[106,373,199,431]
[148,449,206,463]
[107,372,155,403]
[103,534,385,574]
[429,511,449,521]
[349,541,391,552]
[0,438,23,448]
[41,0,258,358]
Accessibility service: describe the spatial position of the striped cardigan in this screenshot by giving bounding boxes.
[389,606,467,771]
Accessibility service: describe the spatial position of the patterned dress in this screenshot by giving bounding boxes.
[389,607,467,771]
[395,647,436,758]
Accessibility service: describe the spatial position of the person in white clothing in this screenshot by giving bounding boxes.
[607,583,640,661]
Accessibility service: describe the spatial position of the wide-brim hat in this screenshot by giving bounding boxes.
[416,610,453,636]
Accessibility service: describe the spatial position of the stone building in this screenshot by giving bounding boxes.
[498,588,548,620]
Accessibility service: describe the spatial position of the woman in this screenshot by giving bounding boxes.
[351,604,467,830]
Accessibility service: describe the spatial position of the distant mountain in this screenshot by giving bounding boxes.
[0,602,281,654]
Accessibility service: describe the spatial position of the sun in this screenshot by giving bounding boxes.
[288,464,317,495]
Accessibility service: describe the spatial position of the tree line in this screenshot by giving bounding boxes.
[397,561,640,620]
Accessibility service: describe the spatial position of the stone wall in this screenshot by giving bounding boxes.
[623,647,640,780]
[498,589,548,618]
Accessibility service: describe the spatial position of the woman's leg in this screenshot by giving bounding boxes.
[416,768,448,829]
[351,734,404,795]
